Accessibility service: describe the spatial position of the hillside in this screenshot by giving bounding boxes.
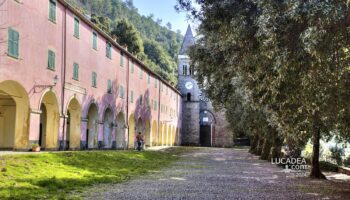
[67,0,183,84]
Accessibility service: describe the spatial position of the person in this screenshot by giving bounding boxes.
[136,132,144,151]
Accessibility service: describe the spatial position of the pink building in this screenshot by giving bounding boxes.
[0,0,182,150]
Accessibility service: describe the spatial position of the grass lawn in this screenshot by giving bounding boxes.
[0,147,189,200]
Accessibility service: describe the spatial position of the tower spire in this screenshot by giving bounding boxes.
[179,25,195,55]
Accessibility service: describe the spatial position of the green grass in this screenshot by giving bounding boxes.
[0,148,190,200]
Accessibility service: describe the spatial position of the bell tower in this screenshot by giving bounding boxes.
[178,25,201,145]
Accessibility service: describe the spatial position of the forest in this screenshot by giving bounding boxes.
[67,0,183,84]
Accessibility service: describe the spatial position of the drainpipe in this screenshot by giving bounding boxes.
[126,56,130,150]
[157,81,161,146]
[60,7,67,150]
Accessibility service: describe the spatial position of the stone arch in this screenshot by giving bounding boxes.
[66,97,81,150]
[175,128,179,146]
[158,123,163,146]
[144,119,151,147]
[151,120,157,146]
[0,80,30,149]
[39,90,60,150]
[163,124,168,146]
[128,114,135,148]
[116,112,126,149]
[103,107,113,149]
[87,103,98,149]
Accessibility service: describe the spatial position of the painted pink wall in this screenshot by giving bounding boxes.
[0,0,182,148]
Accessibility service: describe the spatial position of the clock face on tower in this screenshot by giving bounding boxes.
[185,81,193,90]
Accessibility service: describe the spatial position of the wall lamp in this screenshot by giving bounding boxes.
[34,75,59,92]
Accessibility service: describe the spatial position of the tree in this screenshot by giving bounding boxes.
[166,22,172,30]
[111,18,143,54]
[91,14,112,33]
[177,0,350,178]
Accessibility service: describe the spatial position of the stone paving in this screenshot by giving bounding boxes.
[83,147,350,200]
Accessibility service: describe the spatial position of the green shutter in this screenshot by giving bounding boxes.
[73,63,79,80]
[107,79,112,93]
[155,80,157,88]
[120,54,124,66]
[92,72,97,87]
[131,62,134,73]
[139,69,143,79]
[48,50,55,70]
[147,74,150,84]
[74,18,79,38]
[93,32,97,50]
[106,42,111,58]
[8,28,19,58]
[49,0,56,22]
[120,85,124,98]
[130,91,134,103]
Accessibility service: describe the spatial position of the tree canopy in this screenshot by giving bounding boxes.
[177,0,350,178]
[68,0,183,84]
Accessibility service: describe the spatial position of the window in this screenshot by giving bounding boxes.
[139,68,143,79]
[139,95,142,105]
[92,32,97,50]
[183,65,187,75]
[107,79,112,94]
[130,61,134,73]
[92,72,97,87]
[8,28,19,58]
[106,42,112,59]
[166,87,168,95]
[155,79,157,88]
[120,53,124,67]
[73,63,79,80]
[130,90,134,103]
[161,82,163,92]
[187,93,191,101]
[119,85,124,98]
[74,17,79,38]
[49,0,56,22]
[47,50,55,70]
[147,74,150,84]
[154,101,157,111]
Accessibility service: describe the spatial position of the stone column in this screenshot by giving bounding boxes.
[28,109,42,147]
[80,118,88,149]
[59,115,67,150]
[98,121,104,149]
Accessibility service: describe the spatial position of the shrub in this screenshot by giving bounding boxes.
[330,146,345,166]
[320,161,339,172]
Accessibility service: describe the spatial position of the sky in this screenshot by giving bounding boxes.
[132,0,196,35]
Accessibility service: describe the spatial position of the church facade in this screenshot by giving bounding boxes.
[178,26,233,147]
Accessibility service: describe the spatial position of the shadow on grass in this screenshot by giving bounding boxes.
[0,147,191,199]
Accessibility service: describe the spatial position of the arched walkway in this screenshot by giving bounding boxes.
[66,98,81,150]
[158,123,163,146]
[39,90,59,150]
[144,120,151,147]
[128,114,135,148]
[0,80,29,149]
[87,103,98,149]
[151,120,157,146]
[116,112,125,149]
[103,108,113,149]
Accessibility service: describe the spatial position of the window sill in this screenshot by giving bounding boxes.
[92,86,97,88]
[7,53,19,60]
[47,67,56,71]
[74,35,80,39]
[72,77,79,81]
[49,19,56,24]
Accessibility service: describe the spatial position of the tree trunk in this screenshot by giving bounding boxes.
[310,121,326,179]
[269,134,283,160]
[256,137,264,155]
[249,134,258,153]
[260,139,272,160]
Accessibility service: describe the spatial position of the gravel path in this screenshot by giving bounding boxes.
[83,147,347,200]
